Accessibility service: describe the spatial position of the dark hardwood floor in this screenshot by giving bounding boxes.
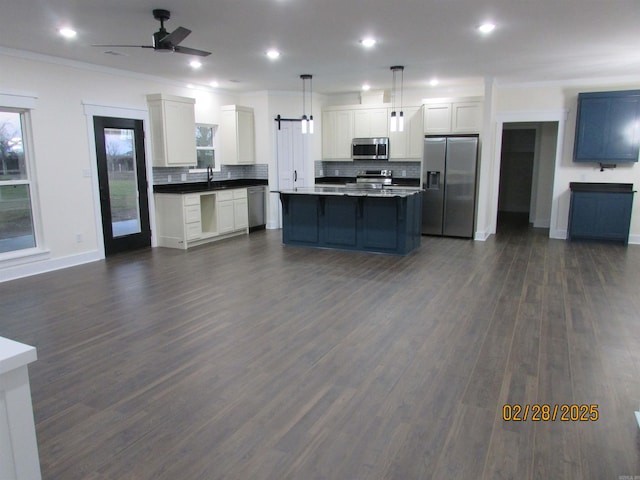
[2,226,640,479]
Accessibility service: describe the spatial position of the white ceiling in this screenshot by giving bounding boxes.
[1,0,639,95]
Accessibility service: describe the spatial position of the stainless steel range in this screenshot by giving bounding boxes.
[346,169,393,189]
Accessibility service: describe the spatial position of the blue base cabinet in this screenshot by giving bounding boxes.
[568,183,634,245]
[280,192,422,255]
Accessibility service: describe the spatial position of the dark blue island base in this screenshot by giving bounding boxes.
[278,188,422,255]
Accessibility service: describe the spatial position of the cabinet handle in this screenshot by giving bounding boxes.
[294,170,297,182]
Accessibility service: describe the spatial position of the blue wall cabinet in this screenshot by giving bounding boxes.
[573,90,640,163]
[568,183,634,244]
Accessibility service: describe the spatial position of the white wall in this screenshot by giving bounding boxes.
[239,90,323,229]
[0,51,237,281]
[534,122,558,228]
[2,49,639,281]
[480,81,640,242]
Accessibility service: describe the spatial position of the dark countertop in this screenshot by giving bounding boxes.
[278,186,421,198]
[154,179,268,194]
[315,176,420,187]
[315,176,355,184]
[569,182,634,193]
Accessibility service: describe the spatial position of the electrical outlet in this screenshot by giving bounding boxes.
[319,169,323,176]
[168,174,172,182]
[227,171,231,179]
[181,173,187,181]
[75,233,83,243]
[335,169,339,176]
[402,170,407,177]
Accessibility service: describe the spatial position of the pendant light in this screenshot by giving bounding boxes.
[300,74,314,134]
[390,66,404,132]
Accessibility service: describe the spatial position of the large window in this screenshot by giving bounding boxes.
[192,123,218,171]
[0,109,37,254]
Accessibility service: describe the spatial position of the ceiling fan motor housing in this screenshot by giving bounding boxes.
[152,9,171,22]
[152,9,173,50]
[153,30,172,50]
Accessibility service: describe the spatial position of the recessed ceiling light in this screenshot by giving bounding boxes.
[478,22,496,34]
[360,37,376,48]
[209,81,219,88]
[429,78,439,86]
[190,60,202,69]
[362,84,371,91]
[266,49,280,60]
[59,27,77,38]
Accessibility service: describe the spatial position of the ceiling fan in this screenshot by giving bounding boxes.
[92,9,211,57]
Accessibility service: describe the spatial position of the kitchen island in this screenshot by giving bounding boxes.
[277,186,422,255]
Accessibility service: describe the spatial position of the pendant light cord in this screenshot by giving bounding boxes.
[400,67,403,114]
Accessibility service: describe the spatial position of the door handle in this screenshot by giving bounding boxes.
[294,170,297,182]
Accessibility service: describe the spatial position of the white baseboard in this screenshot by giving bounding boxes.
[628,234,640,245]
[474,230,491,241]
[533,218,551,229]
[1,250,102,283]
[550,229,567,240]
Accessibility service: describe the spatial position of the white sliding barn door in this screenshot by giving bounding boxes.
[275,119,309,227]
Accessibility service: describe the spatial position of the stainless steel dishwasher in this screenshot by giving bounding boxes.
[247,185,266,232]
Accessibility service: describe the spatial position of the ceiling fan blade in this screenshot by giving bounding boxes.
[160,26,191,46]
[173,45,212,57]
[91,44,153,48]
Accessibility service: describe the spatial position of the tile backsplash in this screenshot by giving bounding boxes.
[153,164,268,184]
[315,160,421,178]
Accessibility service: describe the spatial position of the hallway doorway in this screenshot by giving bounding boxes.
[496,122,558,235]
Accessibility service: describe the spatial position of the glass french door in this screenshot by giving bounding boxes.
[94,116,151,255]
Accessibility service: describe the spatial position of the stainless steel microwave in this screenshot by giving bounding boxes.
[352,137,389,160]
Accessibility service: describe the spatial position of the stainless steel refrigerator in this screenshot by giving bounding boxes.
[421,136,479,238]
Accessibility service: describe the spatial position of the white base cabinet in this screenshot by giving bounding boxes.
[216,189,248,235]
[155,188,248,249]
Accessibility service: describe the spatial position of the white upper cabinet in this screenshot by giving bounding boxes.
[322,106,389,161]
[423,98,483,134]
[322,109,354,160]
[353,108,388,138]
[423,103,452,134]
[389,106,424,160]
[451,101,483,133]
[220,105,255,165]
[146,94,196,167]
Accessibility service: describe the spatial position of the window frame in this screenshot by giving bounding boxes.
[190,123,219,173]
[0,99,46,262]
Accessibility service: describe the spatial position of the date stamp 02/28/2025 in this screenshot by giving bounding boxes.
[502,403,599,422]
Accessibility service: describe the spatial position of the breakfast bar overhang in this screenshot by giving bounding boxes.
[277,187,423,255]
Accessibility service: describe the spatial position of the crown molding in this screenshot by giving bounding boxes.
[0,46,234,95]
